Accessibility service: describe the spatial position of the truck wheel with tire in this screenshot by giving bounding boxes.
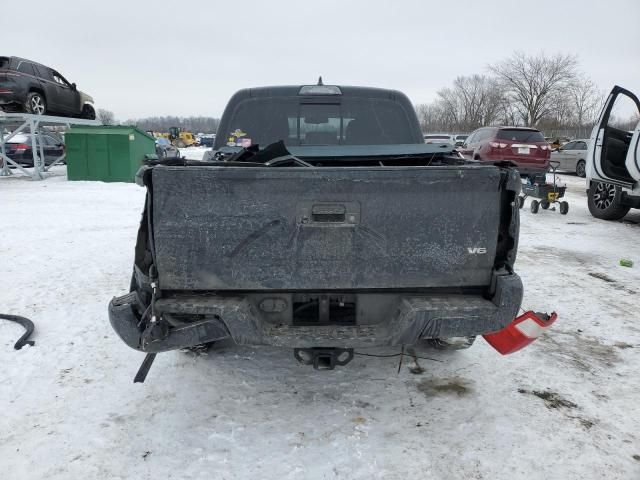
[423,336,476,350]
[576,160,586,178]
[587,182,629,220]
[25,92,46,115]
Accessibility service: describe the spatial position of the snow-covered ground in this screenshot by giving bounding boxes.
[1,166,639,479]
[180,146,209,160]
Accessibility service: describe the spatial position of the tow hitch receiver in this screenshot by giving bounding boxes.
[294,348,354,370]
[484,310,557,355]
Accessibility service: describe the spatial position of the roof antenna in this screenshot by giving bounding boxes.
[317,76,323,86]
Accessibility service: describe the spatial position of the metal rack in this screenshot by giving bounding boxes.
[1,112,100,180]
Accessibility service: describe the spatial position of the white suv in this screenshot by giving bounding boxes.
[585,85,640,220]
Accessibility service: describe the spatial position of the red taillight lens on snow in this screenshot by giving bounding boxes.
[483,310,557,355]
[489,142,508,148]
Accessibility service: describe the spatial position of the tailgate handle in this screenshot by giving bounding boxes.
[311,204,346,223]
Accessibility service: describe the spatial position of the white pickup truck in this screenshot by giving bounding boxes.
[586,85,640,220]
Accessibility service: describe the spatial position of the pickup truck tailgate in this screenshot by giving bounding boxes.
[151,166,517,291]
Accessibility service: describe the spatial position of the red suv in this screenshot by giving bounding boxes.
[458,126,550,176]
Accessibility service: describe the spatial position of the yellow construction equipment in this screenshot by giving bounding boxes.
[154,127,197,148]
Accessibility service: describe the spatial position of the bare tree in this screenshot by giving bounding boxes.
[97,109,115,125]
[435,87,460,129]
[450,75,504,129]
[419,51,600,137]
[489,52,578,127]
[414,102,449,132]
[551,94,575,127]
[416,75,505,133]
[497,97,522,126]
[415,103,436,131]
[569,78,603,127]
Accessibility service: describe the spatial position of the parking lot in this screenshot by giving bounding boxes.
[1,165,639,480]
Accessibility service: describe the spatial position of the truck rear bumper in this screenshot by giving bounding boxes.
[109,273,523,352]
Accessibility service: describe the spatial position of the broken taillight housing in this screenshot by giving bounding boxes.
[483,310,557,355]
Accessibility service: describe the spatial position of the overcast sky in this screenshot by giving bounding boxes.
[3,0,638,120]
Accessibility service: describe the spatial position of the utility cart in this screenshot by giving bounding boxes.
[517,161,569,214]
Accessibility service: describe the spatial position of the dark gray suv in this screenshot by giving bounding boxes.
[0,56,95,119]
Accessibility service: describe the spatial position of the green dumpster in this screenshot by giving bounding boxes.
[65,125,156,182]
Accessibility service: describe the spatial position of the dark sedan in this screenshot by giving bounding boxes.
[155,138,181,159]
[2,133,65,166]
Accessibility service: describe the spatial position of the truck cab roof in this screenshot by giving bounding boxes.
[226,84,412,100]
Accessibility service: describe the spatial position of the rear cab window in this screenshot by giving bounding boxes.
[221,94,417,147]
[497,129,545,142]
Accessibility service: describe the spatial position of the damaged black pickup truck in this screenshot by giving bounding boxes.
[109,83,532,377]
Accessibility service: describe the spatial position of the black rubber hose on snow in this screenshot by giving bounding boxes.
[0,314,35,350]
